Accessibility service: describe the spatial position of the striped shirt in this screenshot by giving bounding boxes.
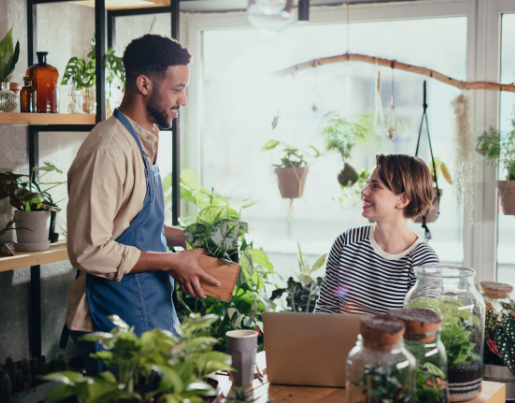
[315,225,439,315]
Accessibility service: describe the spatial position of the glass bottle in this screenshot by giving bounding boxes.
[0,82,19,112]
[20,76,37,113]
[26,52,59,113]
[387,308,449,403]
[346,315,416,403]
[67,83,82,114]
[404,265,485,402]
[479,281,513,313]
[82,87,96,114]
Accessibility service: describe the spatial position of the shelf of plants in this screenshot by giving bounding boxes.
[0,113,95,125]
[0,241,68,273]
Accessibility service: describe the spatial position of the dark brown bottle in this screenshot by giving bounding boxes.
[26,52,59,113]
[20,76,37,113]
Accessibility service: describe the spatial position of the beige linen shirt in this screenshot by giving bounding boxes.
[65,115,161,331]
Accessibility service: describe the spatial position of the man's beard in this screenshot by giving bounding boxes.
[146,87,174,130]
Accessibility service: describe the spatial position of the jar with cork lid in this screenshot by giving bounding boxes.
[346,315,416,403]
[387,308,449,403]
[479,281,513,313]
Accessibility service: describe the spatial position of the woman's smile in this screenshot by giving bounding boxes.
[363,198,375,209]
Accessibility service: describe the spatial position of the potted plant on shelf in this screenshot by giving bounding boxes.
[43,313,231,403]
[318,111,373,188]
[414,157,452,224]
[261,140,321,199]
[0,214,33,256]
[0,162,65,251]
[477,124,515,215]
[0,26,21,113]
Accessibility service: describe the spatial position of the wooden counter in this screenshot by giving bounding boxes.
[212,352,506,403]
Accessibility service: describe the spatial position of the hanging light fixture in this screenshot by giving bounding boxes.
[247,0,294,38]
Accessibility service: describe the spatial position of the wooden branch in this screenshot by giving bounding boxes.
[272,53,515,93]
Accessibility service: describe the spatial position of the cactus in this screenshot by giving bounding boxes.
[22,360,30,387]
[14,371,22,392]
[57,354,65,361]
[0,368,5,381]
[4,357,13,372]
[59,357,68,371]
[39,362,49,376]
[30,357,38,373]
[48,359,57,373]
[2,374,11,398]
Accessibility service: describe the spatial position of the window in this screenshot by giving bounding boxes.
[200,16,467,279]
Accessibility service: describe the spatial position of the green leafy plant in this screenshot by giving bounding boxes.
[477,122,515,180]
[0,27,20,82]
[183,206,249,264]
[484,299,515,376]
[318,111,373,187]
[44,313,230,403]
[261,140,322,168]
[226,385,274,403]
[356,364,412,403]
[61,34,125,90]
[0,162,65,211]
[332,168,370,209]
[296,243,327,286]
[406,298,481,369]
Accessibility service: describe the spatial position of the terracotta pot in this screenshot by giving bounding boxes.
[414,188,442,224]
[198,255,240,302]
[274,167,309,199]
[497,180,515,215]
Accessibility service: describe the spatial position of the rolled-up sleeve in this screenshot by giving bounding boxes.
[67,149,141,281]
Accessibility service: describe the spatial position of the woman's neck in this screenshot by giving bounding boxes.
[373,217,418,255]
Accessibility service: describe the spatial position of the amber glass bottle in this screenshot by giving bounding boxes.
[26,52,59,113]
[20,76,37,113]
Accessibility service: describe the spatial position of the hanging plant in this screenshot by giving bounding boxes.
[318,111,373,188]
[476,123,515,215]
[382,67,405,142]
[451,94,475,215]
[261,140,321,199]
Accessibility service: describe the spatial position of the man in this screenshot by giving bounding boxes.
[62,35,219,357]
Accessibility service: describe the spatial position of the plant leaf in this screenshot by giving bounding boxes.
[261,139,280,151]
[309,253,327,274]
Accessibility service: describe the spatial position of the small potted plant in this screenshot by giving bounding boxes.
[318,111,373,188]
[183,205,248,302]
[414,157,452,224]
[477,124,515,215]
[261,140,321,199]
[0,162,65,251]
[0,26,21,112]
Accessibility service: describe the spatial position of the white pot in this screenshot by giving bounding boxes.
[14,210,51,244]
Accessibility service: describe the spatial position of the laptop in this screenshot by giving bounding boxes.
[263,312,361,388]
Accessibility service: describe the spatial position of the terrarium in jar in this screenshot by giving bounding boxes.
[387,308,449,403]
[479,281,513,313]
[404,265,485,402]
[346,315,416,403]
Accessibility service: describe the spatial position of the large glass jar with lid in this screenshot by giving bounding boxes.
[479,281,513,313]
[404,265,485,402]
[346,315,416,403]
[387,308,449,403]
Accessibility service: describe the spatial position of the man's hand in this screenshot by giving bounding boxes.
[167,248,221,299]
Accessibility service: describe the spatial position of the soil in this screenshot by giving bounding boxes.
[361,315,404,334]
[387,308,441,323]
[480,281,513,292]
[447,363,482,384]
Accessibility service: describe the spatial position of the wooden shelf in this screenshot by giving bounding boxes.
[71,0,169,10]
[0,241,68,273]
[0,113,96,126]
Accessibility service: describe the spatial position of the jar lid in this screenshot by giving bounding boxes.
[386,308,441,335]
[360,315,405,350]
[479,281,513,297]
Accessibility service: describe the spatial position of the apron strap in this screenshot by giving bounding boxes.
[113,108,156,203]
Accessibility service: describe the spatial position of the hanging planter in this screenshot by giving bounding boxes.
[477,125,515,216]
[275,166,309,199]
[414,188,443,224]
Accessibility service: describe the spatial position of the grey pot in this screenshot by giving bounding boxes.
[483,364,515,398]
[14,210,51,243]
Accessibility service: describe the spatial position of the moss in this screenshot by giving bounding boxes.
[338,164,359,187]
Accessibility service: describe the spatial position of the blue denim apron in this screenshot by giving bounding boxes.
[85,108,179,337]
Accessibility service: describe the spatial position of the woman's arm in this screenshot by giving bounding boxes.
[408,243,440,288]
[315,233,346,314]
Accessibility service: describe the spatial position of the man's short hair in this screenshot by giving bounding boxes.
[375,154,434,219]
[123,34,192,86]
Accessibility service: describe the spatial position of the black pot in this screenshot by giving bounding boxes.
[49,211,59,243]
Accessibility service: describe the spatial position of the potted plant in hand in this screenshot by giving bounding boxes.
[0,162,65,251]
[414,157,452,224]
[184,206,248,302]
[318,111,373,187]
[261,140,321,199]
[0,26,21,112]
[477,123,515,215]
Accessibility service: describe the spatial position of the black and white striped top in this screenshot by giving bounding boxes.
[315,225,440,315]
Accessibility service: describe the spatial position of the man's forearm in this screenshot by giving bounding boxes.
[164,225,187,248]
[130,251,175,274]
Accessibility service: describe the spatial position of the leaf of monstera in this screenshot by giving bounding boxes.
[33,161,63,174]
[210,219,240,251]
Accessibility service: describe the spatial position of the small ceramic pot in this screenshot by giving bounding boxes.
[498,180,515,215]
[275,166,309,199]
[14,210,51,244]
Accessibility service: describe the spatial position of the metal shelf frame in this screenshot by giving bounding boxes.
[21,0,181,359]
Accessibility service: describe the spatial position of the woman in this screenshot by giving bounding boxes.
[315,154,440,315]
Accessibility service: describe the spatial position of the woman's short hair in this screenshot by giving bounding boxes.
[375,154,434,219]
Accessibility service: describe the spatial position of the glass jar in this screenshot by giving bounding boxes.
[387,308,449,403]
[0,82,19,112]
[67,83,82,114]
[404,265,485,402]
[82,87,96,114]
[346,315,416,403]
[26,51,59,113]
[20,77,37,113]
[479,281,513,313]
